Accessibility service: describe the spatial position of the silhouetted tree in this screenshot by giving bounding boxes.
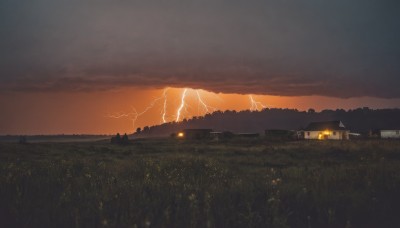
[111,133,122,144]
[122,133,129,143]
[136,127,142,134]
[111,133,130,144]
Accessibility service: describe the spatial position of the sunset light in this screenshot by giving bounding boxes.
[105,87,272,132]
[1,86,400,135]
[102,87,400,134]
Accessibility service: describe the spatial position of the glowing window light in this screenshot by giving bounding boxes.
[323,130,331,135]
[318,130,332,140]
[177,132,184,138]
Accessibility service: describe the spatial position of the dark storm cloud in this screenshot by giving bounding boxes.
[1,0,400,98]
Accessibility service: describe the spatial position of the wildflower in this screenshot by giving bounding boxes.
[271,177,282,186]
[188,193,196,201]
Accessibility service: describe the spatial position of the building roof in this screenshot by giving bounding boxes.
[183,129,213,132]
[304,121,347,131]
[236,133,260,137]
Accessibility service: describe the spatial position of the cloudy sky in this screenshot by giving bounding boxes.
[1,0,399,134]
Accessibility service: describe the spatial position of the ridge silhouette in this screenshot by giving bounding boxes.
[136,108,400,137]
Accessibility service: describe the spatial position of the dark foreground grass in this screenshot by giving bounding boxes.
[0,139,400,227]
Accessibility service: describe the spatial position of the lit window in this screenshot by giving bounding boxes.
[397,130,399,135]
[323,130,331,135]
[177,132,184,137]
[307,132,310,136]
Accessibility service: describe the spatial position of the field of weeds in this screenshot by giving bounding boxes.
[1,139,400,227]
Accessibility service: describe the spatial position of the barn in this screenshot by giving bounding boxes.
[304,121,349,140]
[176,129,213,140]
[236,133,260,138]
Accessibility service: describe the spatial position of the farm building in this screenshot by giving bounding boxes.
[265,129,297,141]
[304,121,349,140]
[210,131,223,140]
[210,131,235,141]
[380,129,400,139]
[176,129,213,140]
[236,133,260,138]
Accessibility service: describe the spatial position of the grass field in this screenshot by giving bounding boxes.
[1,139,400,227]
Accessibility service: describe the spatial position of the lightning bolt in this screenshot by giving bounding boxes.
[107,107,138,130]
[162,96,168,123]
[108,87,225,131]
[107,88,169,129]
[176,88,188,122]
[196,90,217,115]
[161,88,169,123]
[249,95,267,111]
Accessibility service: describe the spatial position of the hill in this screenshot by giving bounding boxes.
[136,108,400,137]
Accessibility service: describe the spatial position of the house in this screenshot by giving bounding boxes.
[380,129,400,139]
[176,129,213,140]
[303,121,349,140]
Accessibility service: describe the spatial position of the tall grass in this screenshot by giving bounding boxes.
[0,140,399,227]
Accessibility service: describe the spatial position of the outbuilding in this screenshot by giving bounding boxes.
[380,129,400,139]
[236,133,260,138]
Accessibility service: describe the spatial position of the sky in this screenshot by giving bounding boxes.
[1,0,400,134]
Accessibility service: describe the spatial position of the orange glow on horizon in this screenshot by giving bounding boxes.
[1,86,400,135]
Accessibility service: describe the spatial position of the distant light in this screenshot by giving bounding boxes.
[318,130,331,140]
[323,130,331,135]
[178,132,184,137]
